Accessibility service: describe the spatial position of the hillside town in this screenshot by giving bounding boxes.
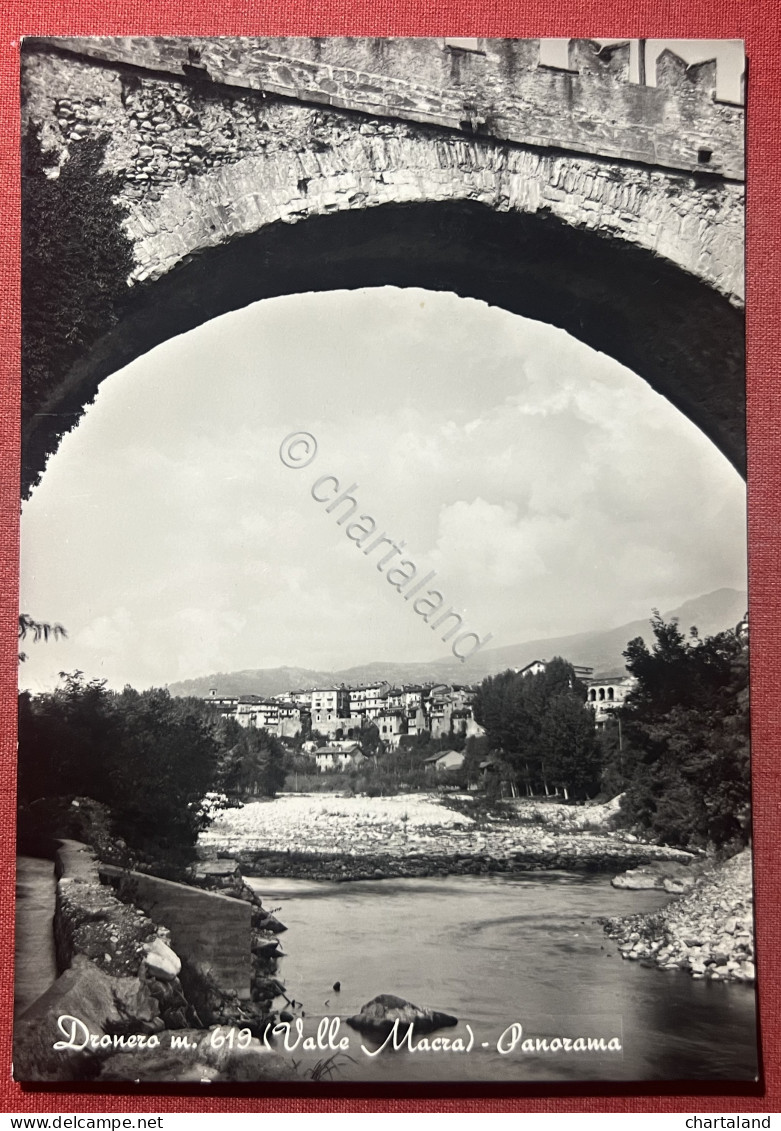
[203,662,636,774]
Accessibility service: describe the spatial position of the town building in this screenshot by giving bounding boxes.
[205,678,482,746]
[376,709,406,746]
[363,682,392,720]
[513,660,593,682]
[234,699,280,730]
[313,744,364,773]
[573,665,595,681]
[310,685,350,720]
[312,714,363,740]
[586,675,635,725]
[277,700,303,738]
[386,687,405,711]
[424,749,465,773]
[282,689,316,708]
[206,689,241,710]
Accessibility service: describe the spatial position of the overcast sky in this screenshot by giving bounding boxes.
[19,287,747,692]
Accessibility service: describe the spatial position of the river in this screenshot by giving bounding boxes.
[247,871,758,1084]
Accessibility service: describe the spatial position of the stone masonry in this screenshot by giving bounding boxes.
[20,37,746,489]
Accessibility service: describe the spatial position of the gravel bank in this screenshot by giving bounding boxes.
[199,793,694,879]
[601,848,755,983]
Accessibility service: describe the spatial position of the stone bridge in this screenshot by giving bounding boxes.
[20,36,745,494]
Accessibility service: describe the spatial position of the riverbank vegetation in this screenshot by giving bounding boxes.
[18,612,750,865]
[17,674,286,868]
[469,616,751,854]
[472,658,601,800]
[612,615,750,853]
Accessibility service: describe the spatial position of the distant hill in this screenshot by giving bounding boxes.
[167,587,747,698]
[456,587,748,682]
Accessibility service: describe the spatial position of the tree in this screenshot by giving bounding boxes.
[473,658,598,797]
[22,127,134,413]
[219,726,286,798]
[462,734,489,787]
[17,671,115,804]
[619,615,750,850]
[596,722,626,799]
[18,675,221,864]
[18,613,67,662]
[540,691,602,800]
[111,687,219,853]
[360,723,381,757]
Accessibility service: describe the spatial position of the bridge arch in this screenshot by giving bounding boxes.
[21,35,745,493]
[22,197,745,494]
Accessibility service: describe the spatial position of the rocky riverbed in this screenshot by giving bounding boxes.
[601,848,755,983]
[198,793,694,879]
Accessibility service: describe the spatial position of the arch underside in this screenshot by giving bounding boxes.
[22,200,745,493]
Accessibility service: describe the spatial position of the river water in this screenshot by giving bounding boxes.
[247,871,758,1084]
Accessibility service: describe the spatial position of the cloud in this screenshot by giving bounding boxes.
[430,499,548,588]
[20,288,747,689]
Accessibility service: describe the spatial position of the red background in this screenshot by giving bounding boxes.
[0,0,778,1114]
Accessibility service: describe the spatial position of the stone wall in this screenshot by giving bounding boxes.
[16,839,283,1081]
[21,43,744,303]
[25,36,744,178]
[53,840,160,978]
[52,840,251,999]
[104,867,253,1001]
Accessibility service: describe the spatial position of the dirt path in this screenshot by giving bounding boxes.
[15,855,58,1017]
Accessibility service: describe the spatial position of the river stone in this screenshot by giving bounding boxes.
[252,939,281,958]
[257,913,286,934]
[193,859,241,880]
[663,877,692,893]
[611,869,660,890]
[143,937,181,981]
[346,994,458,1037]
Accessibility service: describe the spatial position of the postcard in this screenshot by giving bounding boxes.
[14,34,756,1085]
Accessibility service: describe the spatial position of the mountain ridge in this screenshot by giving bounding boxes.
[166,587,747,698]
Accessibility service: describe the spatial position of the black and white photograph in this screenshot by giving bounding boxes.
[15,34,756,1085]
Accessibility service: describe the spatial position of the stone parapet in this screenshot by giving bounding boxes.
[101,866,253,1001]
[23,36,744,179]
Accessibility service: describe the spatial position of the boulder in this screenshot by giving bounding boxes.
[143,938,181,981]
[13,955,160,1082]
[252,939,281,958]
[193,859,241,880]
[257,912,286,934]
[346,994,458,1038]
